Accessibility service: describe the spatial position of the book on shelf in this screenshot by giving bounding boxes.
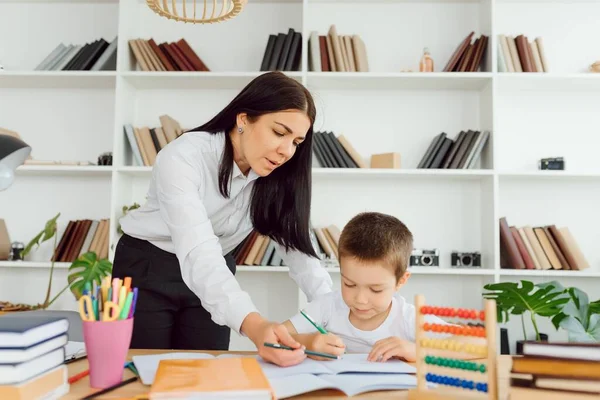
[499,216,590,271]
[124,114,183,167]
[128,38,209,72]
[233,224,340,267]
[417,130,490,169]
[312,131,366,168]
[51,218,110,263]
[498,34,548,73]
[307,25,368,72]
[443,31,489,72]
[33,37,117,72]
[259,28,302,72]
[509,341,600,399]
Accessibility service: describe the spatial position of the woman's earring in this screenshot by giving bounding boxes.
[238,127,243,133]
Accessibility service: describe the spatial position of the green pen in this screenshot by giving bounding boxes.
[300,309,328,334]
[264,342,340,360]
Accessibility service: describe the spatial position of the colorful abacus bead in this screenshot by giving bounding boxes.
[425,373,488,393]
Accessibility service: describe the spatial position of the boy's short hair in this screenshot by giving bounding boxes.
[338,212,413,281]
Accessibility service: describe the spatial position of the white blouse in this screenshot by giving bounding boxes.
[119,131,333,333]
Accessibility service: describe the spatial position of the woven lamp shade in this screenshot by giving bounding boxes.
[146,0,247,24]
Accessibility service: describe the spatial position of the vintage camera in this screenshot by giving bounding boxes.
[98,152,113,166]
[410,249,439,267]
[451,251,481,268]
[539,157,564,170]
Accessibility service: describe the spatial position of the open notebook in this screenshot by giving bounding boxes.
[270,373,419,399]
[133,352,418,398]
[133,352,416,385]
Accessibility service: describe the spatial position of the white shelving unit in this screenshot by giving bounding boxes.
[1,0,599,352]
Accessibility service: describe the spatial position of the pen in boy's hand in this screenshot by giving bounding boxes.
[300,309,328,334]
[264,342,341,360]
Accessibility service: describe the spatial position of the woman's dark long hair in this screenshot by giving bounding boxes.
[187,71,317,258]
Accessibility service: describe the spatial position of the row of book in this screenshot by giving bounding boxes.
[51,218,110,263]
[509,341,599,399]
[417,130,489,169]
[443,31,489,72]
[499,216,589,271]
[233,224,341,266]
[0,315,70,399]
[34,37,117,71]
[312,131,366,169]
[259,28,302,72]
[308,25,369,72]
[123,115,184,167]
[128,38,209,72]
[498,34,548,73]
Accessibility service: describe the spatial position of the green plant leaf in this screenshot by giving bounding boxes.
[560,315,600,343]
[21,213,60,257]
[67,252,112,300]
[589,300,600,315]
[483,280,570,327]
[589,315,600,342]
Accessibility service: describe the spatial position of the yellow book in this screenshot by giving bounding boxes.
[149,357,275,399]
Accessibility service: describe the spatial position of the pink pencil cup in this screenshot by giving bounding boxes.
[82,318,134,389]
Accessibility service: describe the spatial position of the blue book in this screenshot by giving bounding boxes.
[0,315,68,349]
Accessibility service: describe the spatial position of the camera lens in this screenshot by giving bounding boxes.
[422,256,432,266]
[461,255,472,266]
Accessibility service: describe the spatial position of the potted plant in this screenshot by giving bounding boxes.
[482,280,569,354]
[538,281,600,343]
[0,213,112,313]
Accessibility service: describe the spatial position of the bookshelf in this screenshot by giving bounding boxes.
[1,0,599,353]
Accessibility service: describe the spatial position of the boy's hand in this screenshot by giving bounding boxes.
[368,337,416,363]
[308,332,346,361]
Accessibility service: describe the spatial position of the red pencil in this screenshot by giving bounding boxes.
[68,369,90,384]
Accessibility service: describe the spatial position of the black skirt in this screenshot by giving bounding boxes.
[111,233,238,350]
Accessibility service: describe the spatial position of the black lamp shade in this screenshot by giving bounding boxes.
[0,135,32,191]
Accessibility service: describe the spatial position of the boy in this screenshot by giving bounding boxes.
[283,212,460,363]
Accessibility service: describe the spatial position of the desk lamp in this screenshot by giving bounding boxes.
[0,135,31,191]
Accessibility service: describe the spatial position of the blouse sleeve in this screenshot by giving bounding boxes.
[274,243,333,302]
[153,149,258,334]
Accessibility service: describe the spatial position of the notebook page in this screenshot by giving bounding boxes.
[133,352,215,384]
[254,356,333,379]
[323,353,416,375]
[322,373,419,396]
[268,374,341,399]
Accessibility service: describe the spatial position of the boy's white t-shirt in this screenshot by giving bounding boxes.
[289,291,448,353]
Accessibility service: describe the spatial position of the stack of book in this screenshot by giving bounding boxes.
[308,25,368,72]
[417,130,490,169]
[123,115,184,166]
[233,224,341,267]
[499,217,590,271]
[509,341,600,399]
[443,31,489,72]
[259,28,302,72]
[128,38,209,72]
[312,131,366,168]
[498,34,548,73]
[34,37,117,71]
[0,314,70,399]
[51,218,110,262]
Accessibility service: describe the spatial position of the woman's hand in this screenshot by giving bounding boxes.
[241,313,306,367]
[307,332,346,361]
[367,336,416,362]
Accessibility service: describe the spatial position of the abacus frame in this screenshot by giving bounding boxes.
[408,295,498,400]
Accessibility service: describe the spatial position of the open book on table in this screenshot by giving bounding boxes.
[270,373,419,399]
[133,352,416,384]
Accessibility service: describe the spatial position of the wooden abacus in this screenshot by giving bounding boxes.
[408,295,498,400]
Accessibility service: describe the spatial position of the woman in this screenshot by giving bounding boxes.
[112,71,333,367]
